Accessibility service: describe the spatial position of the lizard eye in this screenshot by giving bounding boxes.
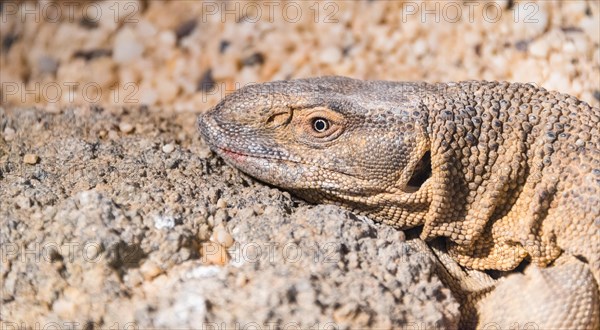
[296,109,345,144]
[312,118,329,132]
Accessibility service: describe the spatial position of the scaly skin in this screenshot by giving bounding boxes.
[198,76,600,329]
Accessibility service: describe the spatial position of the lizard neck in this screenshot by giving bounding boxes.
[418,81,542,247]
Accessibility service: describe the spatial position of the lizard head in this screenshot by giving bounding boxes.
[199,76,432,227]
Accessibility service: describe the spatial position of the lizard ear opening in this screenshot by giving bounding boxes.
[407,151,431,189]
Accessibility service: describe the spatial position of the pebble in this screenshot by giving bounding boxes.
[242,52,265,67]
[263,206,278,216]
[108,130,120,140]
[252,205,265,216]
[53,297,77,320]
[216,198,228,209]
[3,127,16,141]
[113,28,145,64]
[52,287,85,320]
[154,215,175,230]
[124,270,144,287]
[196,144,213,159]
[23,153,39,165]
[187,265,222,278]
[77,190,100,206]
[512,3,549,39]
[200,242,230,266]
[581,17,600,43]
[237,207,256,219]
[529,39,550,58]
[155,75,180,103]
[213,209,228,226]
[119,122,134,134]
[15,196,32,209]
[162,143,175,153]
[166,191,180,203]
[234,273,248,287]
[212,225,234,248]
[158,31,177,48]
[319,46,342,64]
[138,85,159,106]
[140,260,162,280]
[179,247,191,261]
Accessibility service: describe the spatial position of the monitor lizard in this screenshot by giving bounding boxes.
[198,76,599,329]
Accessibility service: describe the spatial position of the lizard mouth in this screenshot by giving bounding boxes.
[219,147,249,161]
[216,146,297,163]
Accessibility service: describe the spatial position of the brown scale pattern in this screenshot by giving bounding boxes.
[415,82,598,273]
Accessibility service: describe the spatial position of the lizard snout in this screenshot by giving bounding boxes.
[197,110,220,148]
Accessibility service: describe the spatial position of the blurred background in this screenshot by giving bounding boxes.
[1,0,598,112]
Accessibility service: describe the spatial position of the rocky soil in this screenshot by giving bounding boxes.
[1,106,459,328]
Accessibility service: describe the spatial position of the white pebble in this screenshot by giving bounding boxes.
[108,130,120,140]
[213,209,228,225]
[156,79,180,103]
[15,196,32,209]
[77,190,100,206]
[162,143,175,153]
[138,86,158,106]
[113,28,145,64]
[119,122,134,133]
[4,127,15,141]
[187,265,223,279]
[582,17,600,44]
[136,20,158,39]
[319,46,342,64]
[158,31,177,48]
[212,225,234,248]
[154,215,175,230]
[412,39,427,57]
[529,39,550,58]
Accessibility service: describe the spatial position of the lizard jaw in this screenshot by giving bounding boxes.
[218,147,249,163]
